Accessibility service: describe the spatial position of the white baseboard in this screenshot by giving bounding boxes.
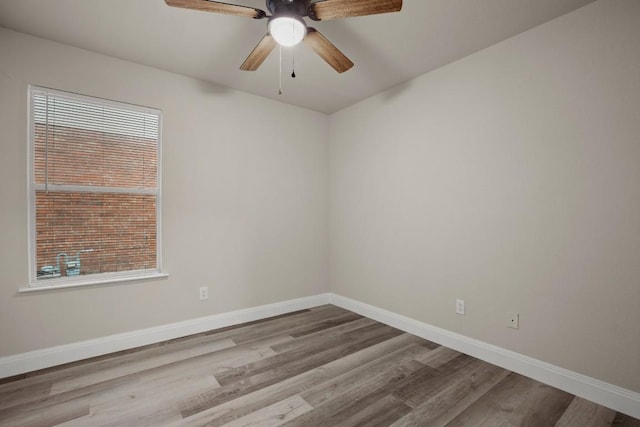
[0,293,331,379]
[329,293,640,419]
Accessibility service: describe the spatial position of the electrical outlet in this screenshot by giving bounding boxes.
[508,312,519,329]
[456,299,465,315]
[199,286,208,301]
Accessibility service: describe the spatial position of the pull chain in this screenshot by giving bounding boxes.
[291,46,296,78]
[278,44,283,95]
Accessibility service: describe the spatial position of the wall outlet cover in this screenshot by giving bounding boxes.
[199,286,209,301]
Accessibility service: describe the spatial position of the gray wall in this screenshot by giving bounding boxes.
[0,28,329,356]
[328,0,640,392]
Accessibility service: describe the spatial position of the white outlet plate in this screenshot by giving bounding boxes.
[199,286,208,301]
[456,299,465,315]
[508,312,519,329]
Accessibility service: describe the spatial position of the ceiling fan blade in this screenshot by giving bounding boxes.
[165,0,266,19]
[308,0,402,21]
[240,34,277,71]
[304,28,354,73]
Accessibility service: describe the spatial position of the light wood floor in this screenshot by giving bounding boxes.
[1,305,638,426]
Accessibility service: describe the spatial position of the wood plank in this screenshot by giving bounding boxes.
[78,333,290,411]
[332,394,411,427]
[414,345,461,368]
[222,305,350,344]
[325,362,425,422]
[0,335,287,420]
[0,374,138,422]
[287,358,426,426]
[0,400,89,427]
[446,372,574,426]
[179,324,404,417]
[59,398,182,427]
[0,317,260,398]
[215,322,395,386]
[302,356,429,407]
[50,338,235,394]
[288,312,363,338]
[51,338,290,427]
[270,317,377,354]
[176,333,424,426]
[555,397,616,427]
[611,412,640,426]
[389,361,509,426]
[220,395,313,427]
[0,380,52,411]
[392,354,478,408]
[59,369,218,427]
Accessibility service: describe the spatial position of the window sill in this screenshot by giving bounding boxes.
[19,272,169,293]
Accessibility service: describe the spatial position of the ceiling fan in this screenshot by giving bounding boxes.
[165,0,403,73]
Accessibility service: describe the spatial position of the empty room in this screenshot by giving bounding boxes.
[0,0,639,425]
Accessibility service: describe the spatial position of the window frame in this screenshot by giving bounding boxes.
[26,85,165,290]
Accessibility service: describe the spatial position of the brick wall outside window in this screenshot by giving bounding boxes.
[34,123,158,277]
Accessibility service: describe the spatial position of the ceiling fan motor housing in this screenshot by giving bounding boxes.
[266,0,310,18]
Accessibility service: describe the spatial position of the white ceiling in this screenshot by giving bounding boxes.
[0,0,595,114]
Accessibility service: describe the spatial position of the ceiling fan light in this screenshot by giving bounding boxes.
[268,16,306,47]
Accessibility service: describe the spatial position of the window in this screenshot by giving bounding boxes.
[28,86,162,288]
